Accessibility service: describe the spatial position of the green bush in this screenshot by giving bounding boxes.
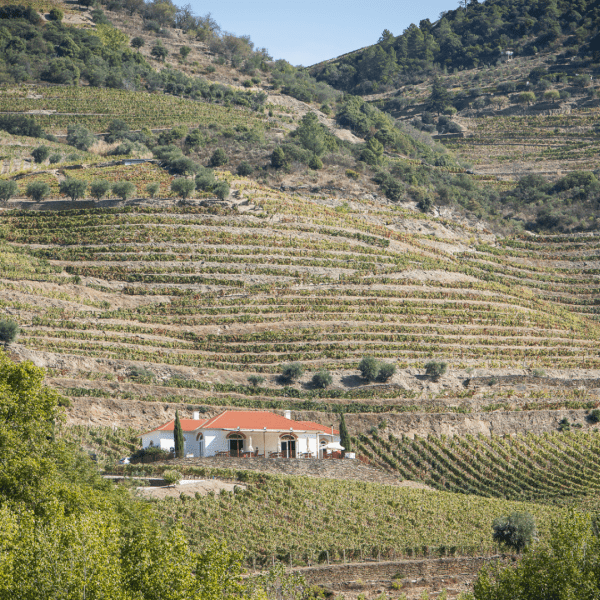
[209,148,228,167]
[281,362,304,382]
[128,366,155,383]
[48,153,61,164]
[26,181,50,201]
[377,362,396,382]
[48,7,63,21]
[162,469,182,486]
[270,146,288,169]
[0,319,19,344]
[247,375,265,387]
[358,356,380,382]
[308,155,323,170]
[129,446,168,463]
[237,161,253,176]
[66,124,95,151]
[312,369,332,388]
[588,409,600,424]
[31,145,50,164]
[195,168,216,191]
[425,360,447,381]
[492,512,536,552]
[213,181,229,200]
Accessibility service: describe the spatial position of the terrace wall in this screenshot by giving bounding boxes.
[68,395,594,439]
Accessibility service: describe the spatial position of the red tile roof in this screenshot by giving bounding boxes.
[201,410,339,434]
[295,421,339,435]
[142,411,339,436]
[144,419,206,435]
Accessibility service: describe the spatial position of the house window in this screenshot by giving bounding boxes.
[280,434,296,459]
[227,433,245,457]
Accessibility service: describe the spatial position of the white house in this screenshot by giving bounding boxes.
[141,410,342,459]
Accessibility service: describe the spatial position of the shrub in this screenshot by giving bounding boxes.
[248,375,265,387]
[209,148,228,167]
[312,369,332,388]
[48,7,63,20]
[358,356,380,382]
[492,512,536,552]
[128,366,155,382]
[131,36,145,51]
[31,145,50,164]
[213,181,229,200]
[531,368,545,378]
[0,180,18,202]
[162,470,182,486]
[377,362,396,382]
[151,41,168,62]
[130,445,168,463]
[346,169,359,180]
[281,362,304,382]
[237,161,253,176]
[90,180,111,201]
[425,360,447,381]
[0,319,19,344]
[270,146,288,169]
[588,409,600,424]
[146,183,160,198]
[59,178,87,201]
[26,181,50,201]
[558,418,571,432]
[48,153,61,164]
[195,168,216,191]
[179,45,191,60]
[66,124,95,151]
[171,177,195,199]
[112,181,136,201]
[308,155,323,170]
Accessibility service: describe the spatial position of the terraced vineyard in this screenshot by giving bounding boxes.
[3,178,600,419]
[148,470,561,563]
[356,428,600,507]
[0,85,267,134]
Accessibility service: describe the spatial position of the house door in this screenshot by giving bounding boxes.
[281,436,296,458]
[229,437,244,457]
[198,437,204,457]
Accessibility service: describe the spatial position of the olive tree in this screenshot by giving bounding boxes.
[31,145,50,164]
[111,181,136,201]
[492,512,536,553]
[90,179,111,201]
[0,180,18,202]
[59,178,87,201]
[171,177,195,199]
[26,181,50,201]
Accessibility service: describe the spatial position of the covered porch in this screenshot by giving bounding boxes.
[211,427,343,459]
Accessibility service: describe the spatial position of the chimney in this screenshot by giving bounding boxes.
[193,411,200,420]
[284,410,292,420]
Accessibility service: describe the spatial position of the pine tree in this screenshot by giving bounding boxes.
[174,410,184,458]
[339,413,351,454]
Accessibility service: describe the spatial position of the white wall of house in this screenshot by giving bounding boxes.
[142,428,340,458]
[141,430,176,452]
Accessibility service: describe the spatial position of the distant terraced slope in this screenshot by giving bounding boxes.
[2,175,600,419]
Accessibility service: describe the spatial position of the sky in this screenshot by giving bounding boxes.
[182,0,455,66]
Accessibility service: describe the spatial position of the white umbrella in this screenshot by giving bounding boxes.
[322,441,344,451]
[247,436,254,453]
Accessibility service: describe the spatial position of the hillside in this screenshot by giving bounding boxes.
[2,0,600,598]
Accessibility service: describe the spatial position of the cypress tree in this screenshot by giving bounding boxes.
[339,413,351,454]
[174,410,184,458]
